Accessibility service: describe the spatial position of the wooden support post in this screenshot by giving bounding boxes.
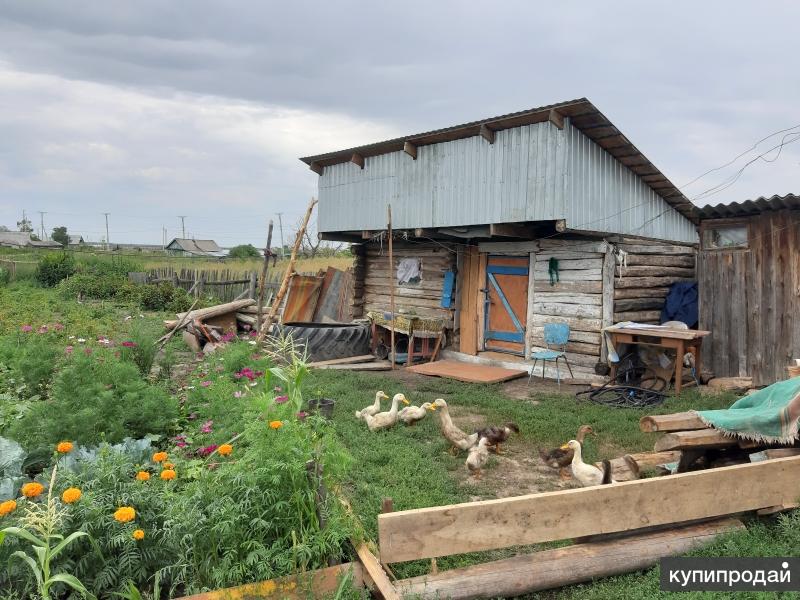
[256,221,274,333]
[257,198,317,342]
[600,244,615,363]
[172,272,179,288]
[640,412,706,433]
[653,428,738,452]
[248,271,257,300]
[378,456,800,563]
[388,205,395,370]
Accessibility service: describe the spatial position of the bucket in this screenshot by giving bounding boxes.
[307,397,335,420]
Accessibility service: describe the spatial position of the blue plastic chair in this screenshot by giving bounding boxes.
[529,322,574,386]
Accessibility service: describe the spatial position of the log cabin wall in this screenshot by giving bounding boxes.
[698,209,800,386]
[360,241,457,327]
[611,237,697,325]
[350,243,366,318]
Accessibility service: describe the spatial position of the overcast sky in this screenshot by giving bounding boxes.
[1,1,798,245]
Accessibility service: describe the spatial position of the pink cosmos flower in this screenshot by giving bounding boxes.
[84,347,93,356]
[233,391,244,398]
[201,380,211,388]
[176,441,188,448]
[273,386,282,393]
[200,420,213,433]
[243,324,251,331]
[275,395,289,404]
[121,341,137,348]
[196,444,218,457]
[21,325,32,332]
[296,411,308,421]
[65,346,74,355]
[53,323,64,331]
[249,331,257,338]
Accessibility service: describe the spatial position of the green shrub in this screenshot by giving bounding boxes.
[119,321,159,377]
[227,244,260,259]
[0,267,10,286]
[57,273,127,300]
[138,282,193,312]
[77,255,143,277]
[35,253,76,287]
[9,352,178,449]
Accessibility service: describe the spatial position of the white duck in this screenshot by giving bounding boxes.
[363,393,409,432]
[432,398,479,453]
[398,402,436,426]
[355,391,389,420]
[561,439,612,487]
[466,437,491,479]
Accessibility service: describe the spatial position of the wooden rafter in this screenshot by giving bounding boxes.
[479,124,495,144]
[309,161,324,175]
[403,141,418,159]
[548,109,565,130]
[350,153,365,169]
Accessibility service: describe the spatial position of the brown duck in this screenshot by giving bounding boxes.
[475,422,520,454]
[539,425,595,479]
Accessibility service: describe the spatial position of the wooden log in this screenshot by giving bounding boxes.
[533,267,602,281]
[595,450,681,481]
[176,563,365,600]
[308,354,376,367]
[533,302,602,319]
[653,429,738,452]
[614,287,670,300]
[615,276,695,289]
[539,239,608,253]
[235,312,256,326]
[600,245,614,362]
[532,258,602,270]
[377,457,800,563]
[533,281,602,294]
[613,298,665,312]
[530,327,600,345]
[613,310,662,322]
[394,519,743,600]
[165,299,254,330]
[640,412,706,433]
[530,347,599,368]
[532,292,602,306]
[256,220,274,332]
[624,254,696,267]
[533,251,603,261]
[615,265,695,277]
[532,314,602,332]
[529,338,599,356]
[615,244,696,255]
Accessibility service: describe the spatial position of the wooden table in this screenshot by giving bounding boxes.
[603,326,711,396]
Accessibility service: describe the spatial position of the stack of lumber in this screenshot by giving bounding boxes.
[360,241,456,328]
[612,238,696,324]
[530,238,607,381]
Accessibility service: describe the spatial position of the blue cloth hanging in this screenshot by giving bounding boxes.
[660,281,698,328]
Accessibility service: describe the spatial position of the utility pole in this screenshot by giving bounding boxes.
[276,212,285,258]
[162,227,167,249]
[38,211,46,240]
[178,216,187,239]
[102,212,110,250]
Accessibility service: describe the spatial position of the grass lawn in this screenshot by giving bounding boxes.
[311,368,746,586]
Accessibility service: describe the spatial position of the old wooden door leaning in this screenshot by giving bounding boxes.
[483,255,529,355]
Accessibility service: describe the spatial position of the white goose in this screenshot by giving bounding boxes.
[355,391,389,420]
[363,393,409,432]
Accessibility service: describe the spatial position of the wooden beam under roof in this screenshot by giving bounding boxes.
[309,161,324,175]
[479,124,495,144]
[489,222,532,238]
[403,141,417,160]
[350,153,365,169]
[548,109,565,130]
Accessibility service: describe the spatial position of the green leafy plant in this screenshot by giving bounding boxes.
[1,468,96,599]
[227,244,261,259]
[35,254,76,288]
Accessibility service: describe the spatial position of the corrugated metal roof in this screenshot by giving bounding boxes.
[167,238,223,253]
[300,97,697,223]
[697,193,800,219]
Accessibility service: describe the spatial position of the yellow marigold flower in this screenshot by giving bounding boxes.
[61,487,82,504]
[152,451,168,463]
[132,529,145,541]
[163,462,175,470]
[160,469,176,481]
[56,441,74,453]
[114,506,136,523]
[21,482,44,498]
[218,444,233,456]
[0,500,17,516]
[269,420,283,430]
[135,471,150,481]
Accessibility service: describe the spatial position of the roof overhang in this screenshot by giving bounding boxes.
[697,193,800,219]
[300,97,698,224]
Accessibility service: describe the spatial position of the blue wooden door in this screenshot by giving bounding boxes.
[483,255,529,355]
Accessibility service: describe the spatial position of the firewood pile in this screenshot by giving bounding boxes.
[162,299,267,354]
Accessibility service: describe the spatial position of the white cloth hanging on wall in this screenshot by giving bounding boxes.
[396,258,421,283]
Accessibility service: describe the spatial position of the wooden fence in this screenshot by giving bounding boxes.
[137,267,290,303]
[0,259,37,280]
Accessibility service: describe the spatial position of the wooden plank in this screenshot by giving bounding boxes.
[533,267,602,281]
[613,310,662,322]
[601,246,614,362]
[355,543,401,600]
[403,141,417,160]
[539,239,608,253]
[533,250,603,261]
[532,257,602,270]
[548,108,565,130]
[532,314,602,332]
[406,360,527,384]
[625,254,696,267]
[395,519,743,600]
[308,354,376,367]
[533,302,602,319]
[377,456,800,563]
[532,292,602,306]
[613,297,665,312]
[166,299,256,329]
[615,265,695,277]
[614,287,670,300]
[531,327,600,345]
[316,360,393,371]
[489,223,531,238]
[477,241,539,254]
[529,338,599,356]
[615,244,696,255]
[176,562,365,600]
[533,280,602,294]
[640,412,706,433]
[653,429,738,452]
[595,450,681,481]
[525,252,536,360]
[615,276,695,289]
[459,246,479,355]
[479,124,495,144]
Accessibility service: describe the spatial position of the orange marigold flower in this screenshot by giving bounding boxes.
[132,529,145,541]
[152,451,168,463]
[163,462,175,470]
[269,420,283,430]
[0,500,17,516]
[135,471,150,481]
[160,469,176,481]
[114,506,136,523]
[56,441,74,453]
[21,482,44,498]
[218,444,233,456]
[61,487,82,504]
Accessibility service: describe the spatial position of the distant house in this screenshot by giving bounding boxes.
[165,238,225,258]
[0,232,61,249]
[68,235,85,246]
